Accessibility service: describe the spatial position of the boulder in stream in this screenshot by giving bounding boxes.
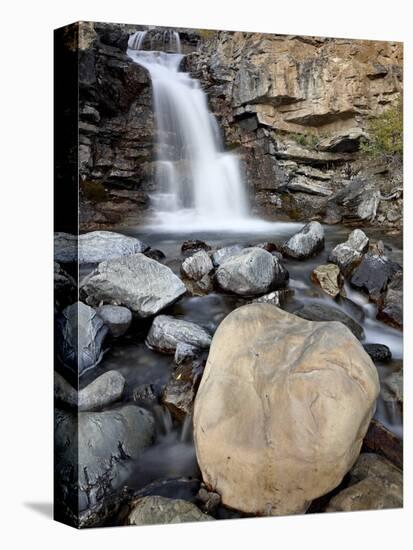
[328,229,369,276]
[282,221,325,260]
[216,247,288,296]
[311,263,344,298]
[146,315,212,356]
[96,304,132,337]
[194,304,379,516]
[80,254,186,317]
[181,250,214,281]
[377,270,403,329]
[55,230,148,264]
[350,242,400,301]
[363,343,392,363]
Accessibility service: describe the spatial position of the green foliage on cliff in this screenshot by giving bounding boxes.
[361,99,403,159]
[290,133,319,149]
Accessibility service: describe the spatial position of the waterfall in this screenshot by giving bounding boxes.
[127,30,251,231]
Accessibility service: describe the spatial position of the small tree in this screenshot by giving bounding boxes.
[361,98,403,160]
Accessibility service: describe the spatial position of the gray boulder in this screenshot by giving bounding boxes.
[55,231,148,264]
[55,370,126,411]
[127,496,212,525]
[292,302,365,339]
[211,244,243,267]
[146,315,211,356]
[377,270,403,329]
[97,304,132,337]
[80,254,186,317]
[55,405,155,523]
[57,302,108,375]
[351,242,400,301]
[283,221,325,260]
[181,250,214,281]
[79,370,125,411]
[329,229,369,276]
[216,248,288,296]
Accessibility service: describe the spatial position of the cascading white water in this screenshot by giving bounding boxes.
[127,30,252,231]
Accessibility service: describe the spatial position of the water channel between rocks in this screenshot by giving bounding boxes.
[79,221,403,501]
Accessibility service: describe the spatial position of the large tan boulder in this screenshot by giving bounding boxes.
[193,304,379,516]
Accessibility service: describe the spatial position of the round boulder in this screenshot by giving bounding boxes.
[283,221,325,260]
[216,248,288,296]
[97,304,132,337]
[193,304,379,516]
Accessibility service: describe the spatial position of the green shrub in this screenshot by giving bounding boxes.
[361,98,403,159]
[81,180,108,203]
[290,133,319,149]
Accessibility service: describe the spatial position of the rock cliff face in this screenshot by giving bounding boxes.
[76,23,403,230]
[188,31,403,227]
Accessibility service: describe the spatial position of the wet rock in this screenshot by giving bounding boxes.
[162,376,195,420]
[211,244,243,267]
[144,248,166,262]
[194,304,379,516]
[78,370,125,411]
[183,274,214,297]
[96,305,132,337]
[248,242,279,254]
[55,370,126,411]
[292,302,364,340]
[363,343,392,363]
[174,342,198,365]
[250,290,289,307]
[311,264,344,298]
[381,369,403,405]
[196,486,221,515]
[55,405,155,523]
[282,221,324,260]
[181,239,211,255]
[146,315,212,355]
[127,496,212,525]
[216,248,288,296]
[377,270,403,329]
[363,419,403,469]
[181,250,214,281]
[54,262,77,309]
[132,383,158,404]
[54,231,148,264]
[326,453,402,512]
[57,302,108,375]
[351,242,400,301]
[328,229,369,276]
[80,254,186,317]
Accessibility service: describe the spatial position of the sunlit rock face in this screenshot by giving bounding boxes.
[194,303,379,516]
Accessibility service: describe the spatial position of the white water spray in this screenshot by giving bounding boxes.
[127,30,255,231]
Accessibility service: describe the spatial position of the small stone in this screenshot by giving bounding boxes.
[181,250,214,281]
[311,264,344,297]
[363,343,392,363]
[283,221,325,260]
[146,315,212,354]
[381,369,403,404]
[328,229,369,276]
[78,370,125,411]
[97,305,132,337]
